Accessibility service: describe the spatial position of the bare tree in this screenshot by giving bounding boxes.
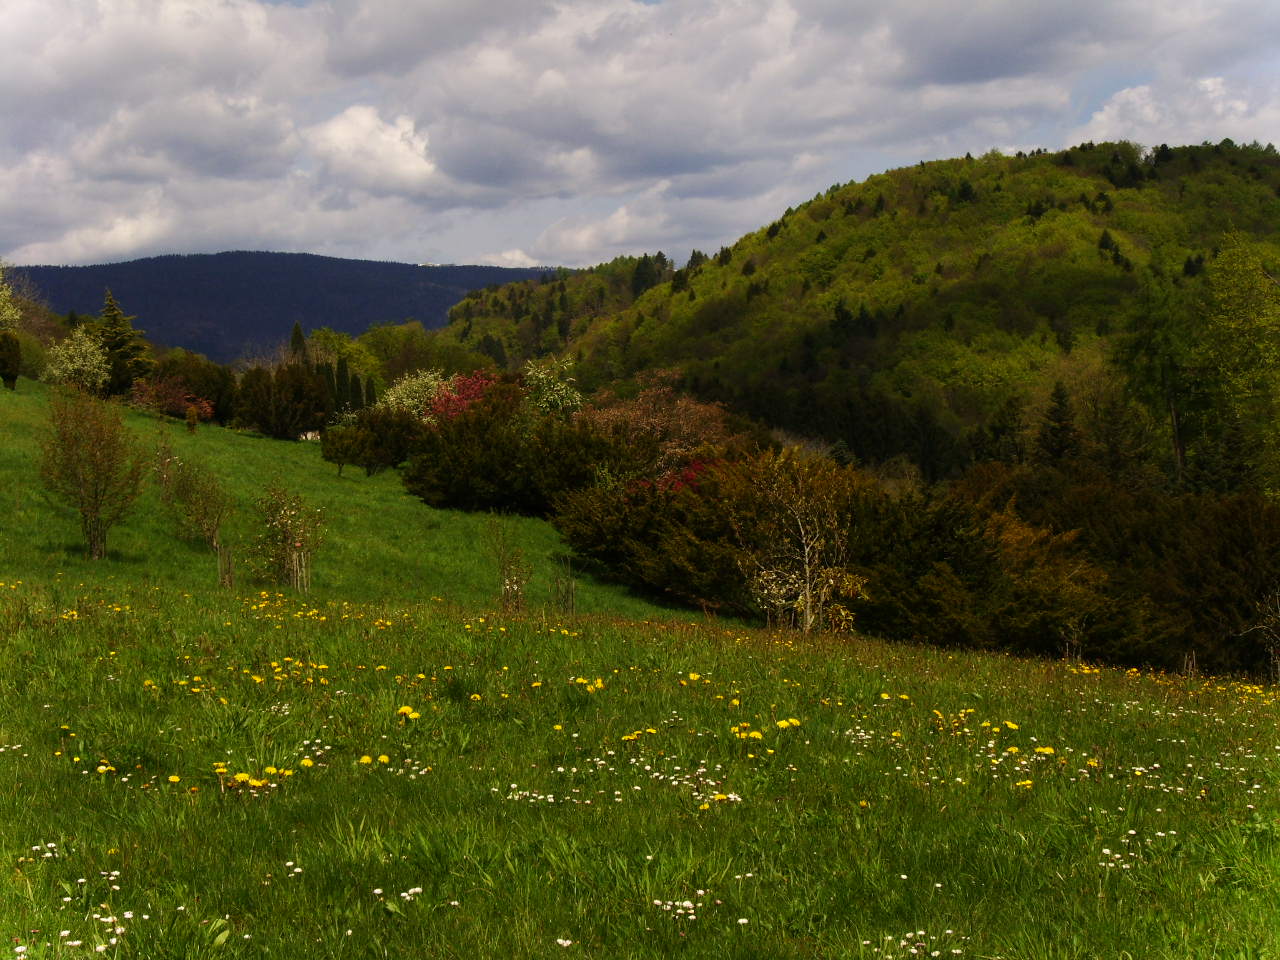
[39,392,148,559]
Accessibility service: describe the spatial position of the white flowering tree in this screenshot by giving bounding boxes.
[523,357,583,417]
[0,263,21,335]
[376,368,449,420]
[42,327,109,394]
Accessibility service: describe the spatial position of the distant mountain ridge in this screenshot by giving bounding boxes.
[16,251,552,363]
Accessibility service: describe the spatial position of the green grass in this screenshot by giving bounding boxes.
[0,382,675,619]
[0,587,1278,958]
[2,385,1279,957]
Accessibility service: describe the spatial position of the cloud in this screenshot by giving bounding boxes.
[3,0,1280,267]
[1074,76,1280,147]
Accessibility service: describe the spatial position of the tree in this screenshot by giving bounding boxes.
[1034,382,1081,465]
[235,366,275,432]
[0,263,21,335]
[0,332,20,390]
[1198,231,1280,488]
[42,327,109,394]
[718,449,869,632]
[269,363,329,439]
[95,289,152,395]
[39,392,148,559]
[289,321,310,367]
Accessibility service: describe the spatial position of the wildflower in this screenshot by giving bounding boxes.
[359,756,373,765]
[167,775,180,783]
[300,758,314,768]
[377,755,390,764]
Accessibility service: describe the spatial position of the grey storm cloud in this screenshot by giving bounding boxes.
[2,0,1279,269]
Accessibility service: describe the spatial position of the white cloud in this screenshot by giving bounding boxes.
[1074,76,1280,147]
[3,0,1280,267]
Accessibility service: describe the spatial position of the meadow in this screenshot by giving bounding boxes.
[2,384,1279,958]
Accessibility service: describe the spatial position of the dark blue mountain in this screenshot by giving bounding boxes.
[18,251,551,363]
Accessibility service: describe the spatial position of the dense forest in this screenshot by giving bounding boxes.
[436,140,1280,483]
[6,139,1280,677]
[17,252,548,363]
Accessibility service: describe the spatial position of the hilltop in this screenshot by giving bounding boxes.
[433,140,1280,480]
[15,251,551,364]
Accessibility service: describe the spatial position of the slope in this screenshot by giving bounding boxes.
[432,140,1280,479]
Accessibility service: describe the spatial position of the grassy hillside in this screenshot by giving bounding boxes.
[433,140,1280,478]
[1,577,1277,957]
[0,381,670,621]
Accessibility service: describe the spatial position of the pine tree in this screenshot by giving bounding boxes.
[334,355,351,411]
[95,289,152,395]
[1035,382,1081,465]
[289,321,310,367]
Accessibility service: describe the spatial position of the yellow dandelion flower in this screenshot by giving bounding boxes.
[359,755,373,765]
[168,775,180,783]
[300,758,314,768]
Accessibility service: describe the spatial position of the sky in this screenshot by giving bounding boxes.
[3,0,1279,269]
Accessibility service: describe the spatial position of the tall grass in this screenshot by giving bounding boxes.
[0,582,1277,958]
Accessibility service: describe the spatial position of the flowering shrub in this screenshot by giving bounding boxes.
[430,370,496,420]
[245,482,325,592]
[377,369,449,419]
[130,376,214,422]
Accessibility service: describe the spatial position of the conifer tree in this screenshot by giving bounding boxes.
[95,289,152,395]
[334,355,351,411]
[289,321,310,367]
[349,371,364,410]
[1035,382,1081,465]
[0,331,21,390]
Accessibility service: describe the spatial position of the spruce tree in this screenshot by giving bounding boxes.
[334,355,351,411]
[1035,382,1081,465]
[96,289,152,395]
[289,321,310,367]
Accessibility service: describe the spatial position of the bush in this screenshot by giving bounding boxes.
[0,331,19,390]
[38,392,148,559]
[403,383,615,515]
[245,482,325,592]
[154,438,232,550]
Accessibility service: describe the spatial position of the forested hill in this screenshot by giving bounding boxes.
[17,252,549,363]
[435,140,1280,481]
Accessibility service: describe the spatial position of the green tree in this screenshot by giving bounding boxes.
[1198,231,1280,488]
[289,321,310,367]
[235,366,275,432]
[1035,382,1080,465]
[0,332,20,390]
[39,392,148,559]
[95,290,152,395]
